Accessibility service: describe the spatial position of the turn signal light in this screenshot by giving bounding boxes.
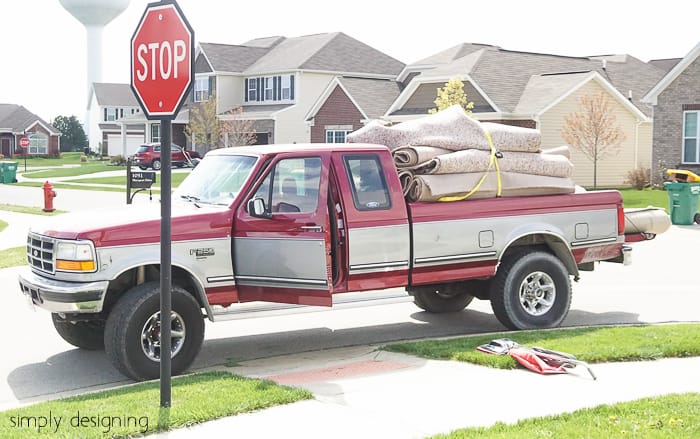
[56,260,96,271]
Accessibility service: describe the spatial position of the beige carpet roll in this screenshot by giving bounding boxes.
[348,105,541,153]
[393,145,452,168]
[624,207,671,235]
[407,172,575,202]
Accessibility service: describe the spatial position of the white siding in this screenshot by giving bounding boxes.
[274,72,335,144]
[216,75,244,113]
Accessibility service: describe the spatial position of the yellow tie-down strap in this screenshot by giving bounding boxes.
[438,128,502,202]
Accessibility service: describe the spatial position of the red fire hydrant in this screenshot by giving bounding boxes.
[43,181,56,212]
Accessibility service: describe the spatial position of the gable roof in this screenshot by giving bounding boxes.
[642,41,700,105]
[648,58,681,73]
[305,77,402,122]
[198,32,405,77]
[0,104,59,134]
[393,44,666,117]
[92,83,139,107]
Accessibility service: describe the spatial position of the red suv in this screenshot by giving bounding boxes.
[132,143,201,170]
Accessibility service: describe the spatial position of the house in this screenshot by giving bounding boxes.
[87,83,146,156]
[642,41,700,183]
[0,104,60,157]
[193,32,404,150]
[372,43,667,187]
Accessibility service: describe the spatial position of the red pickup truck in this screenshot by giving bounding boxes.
[18,144,638,380]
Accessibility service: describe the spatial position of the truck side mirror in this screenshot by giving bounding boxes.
[248,197,271,219]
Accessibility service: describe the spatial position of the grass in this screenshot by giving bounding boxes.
[384,324,700,369]
[12,152,85,167]
[0,204,65,215]
[20,162,125,178]
[0,220,6,233]
[64,171,189,188]
[619,188,670,211]
[15,182,129,193]
[0,246,25,269]
[433,393,700,438]
[0,371,311,439]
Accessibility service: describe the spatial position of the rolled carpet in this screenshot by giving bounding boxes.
[393,145,451,168]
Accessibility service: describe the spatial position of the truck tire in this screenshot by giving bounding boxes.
[490,250,571,330]
[104,282,204,381]
[52,314,105,350]
[411,283,474,313]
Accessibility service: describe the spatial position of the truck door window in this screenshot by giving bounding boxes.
[252,157,322,213]
[344,155,391,210]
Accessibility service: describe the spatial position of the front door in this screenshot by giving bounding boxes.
[233,153,333,306]
[0,138,10,157]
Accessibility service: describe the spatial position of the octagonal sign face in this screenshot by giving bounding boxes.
[131,1,194,119]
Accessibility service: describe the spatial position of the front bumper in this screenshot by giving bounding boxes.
[18,268,108,313]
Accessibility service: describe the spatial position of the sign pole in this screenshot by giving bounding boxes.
[160,118,172,407]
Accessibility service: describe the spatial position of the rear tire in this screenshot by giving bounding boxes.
[411,283,474,313]
[152,159,161,171]
[490,250,571,330]
[104,282,204,381]
[52,314,105,350]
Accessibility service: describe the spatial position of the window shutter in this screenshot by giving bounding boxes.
[273,76,278,101]
[104,108,107,121]
[244,78,249,102]
[208,76,214,98]
[290,75,295,100]
[256,78,262,102]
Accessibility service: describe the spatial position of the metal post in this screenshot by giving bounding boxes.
[126,157,132,205]
[160,118,172,408]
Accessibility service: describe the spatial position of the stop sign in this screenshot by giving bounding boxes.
[131,1,194,119]
[19,137,29,148]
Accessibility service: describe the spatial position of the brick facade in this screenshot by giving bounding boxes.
[651,56,700,183]
[311,86,363,143]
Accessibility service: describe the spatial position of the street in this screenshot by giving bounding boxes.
[0,224,698,410]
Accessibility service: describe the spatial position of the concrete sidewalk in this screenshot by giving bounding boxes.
[155,345,700,438]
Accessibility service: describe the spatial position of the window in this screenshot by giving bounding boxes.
[253,157,322,213]
[281,75,291,100]
[105,108,117,122]
[326,130,352,143]
[247,78,257,102]
[683,111,699,164]
[264,77,274,100]
[28,132,48,155]
[151,123,160,143]
[344,155,391,210]
[194,77,209,102]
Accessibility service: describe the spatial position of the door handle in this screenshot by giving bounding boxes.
[300,225,323,232]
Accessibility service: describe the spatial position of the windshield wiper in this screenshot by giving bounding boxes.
[179,194,201,208]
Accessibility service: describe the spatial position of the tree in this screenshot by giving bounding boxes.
[185,94,257,152]
[561,92,626,188]
[429,78,474,114]
[51,115,87,152]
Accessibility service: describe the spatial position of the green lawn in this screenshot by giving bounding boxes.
[11,152,85,167]
[0,204,65,215]
[63,171,189,188]
[0,246,25,269]
[434,393,700,438]
[21,162,125,178]
[619,188,670,211]
[15,182,129,193]
[0,371,311,439]
[0,219,6,233]
[384,324,700,369]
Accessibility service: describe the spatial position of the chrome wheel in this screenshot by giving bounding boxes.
[519,271,556,316]
[140,311,186,361]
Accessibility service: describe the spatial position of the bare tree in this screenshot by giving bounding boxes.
[220,106,257,147]
[562,91,626,188]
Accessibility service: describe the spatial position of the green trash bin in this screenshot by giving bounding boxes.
[0,161,19,184]
[664,181,700,225]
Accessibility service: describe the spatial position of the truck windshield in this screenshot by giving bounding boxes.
[173,154,257,206]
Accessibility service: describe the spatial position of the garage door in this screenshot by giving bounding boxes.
[107,134,145,157]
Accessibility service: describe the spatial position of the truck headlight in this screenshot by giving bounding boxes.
[56,242,96,272]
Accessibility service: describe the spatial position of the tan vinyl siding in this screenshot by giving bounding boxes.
[216,76,244,113]
[274,72,335,143]
[539,80,651,187]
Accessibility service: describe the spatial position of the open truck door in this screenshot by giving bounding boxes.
[233,153,334,306]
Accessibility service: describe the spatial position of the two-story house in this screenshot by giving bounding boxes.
[193,32,404,149]
[87,83,146,156]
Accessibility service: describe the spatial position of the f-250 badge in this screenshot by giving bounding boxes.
[190,247,215,260]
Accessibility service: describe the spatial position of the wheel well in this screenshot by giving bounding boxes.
[501,234,578,278]
[102,265,207,316]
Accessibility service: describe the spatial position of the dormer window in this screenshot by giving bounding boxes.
[245,74,295,104]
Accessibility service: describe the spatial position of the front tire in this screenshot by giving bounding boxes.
[104,282,204,381]
[411,283,474,313]
[52,314,105,350]
[490,250,571,330]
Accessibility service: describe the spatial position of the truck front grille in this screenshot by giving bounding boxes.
[27,233,55,274]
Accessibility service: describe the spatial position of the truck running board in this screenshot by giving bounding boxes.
[210,288,412,322]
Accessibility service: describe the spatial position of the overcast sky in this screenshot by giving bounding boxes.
[1,0,697,124]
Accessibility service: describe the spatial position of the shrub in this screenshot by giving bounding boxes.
[80,155,87,162]
[624,166,650,189]
[109,155,126,166]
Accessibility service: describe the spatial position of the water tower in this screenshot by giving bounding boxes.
[59,0,131,144]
